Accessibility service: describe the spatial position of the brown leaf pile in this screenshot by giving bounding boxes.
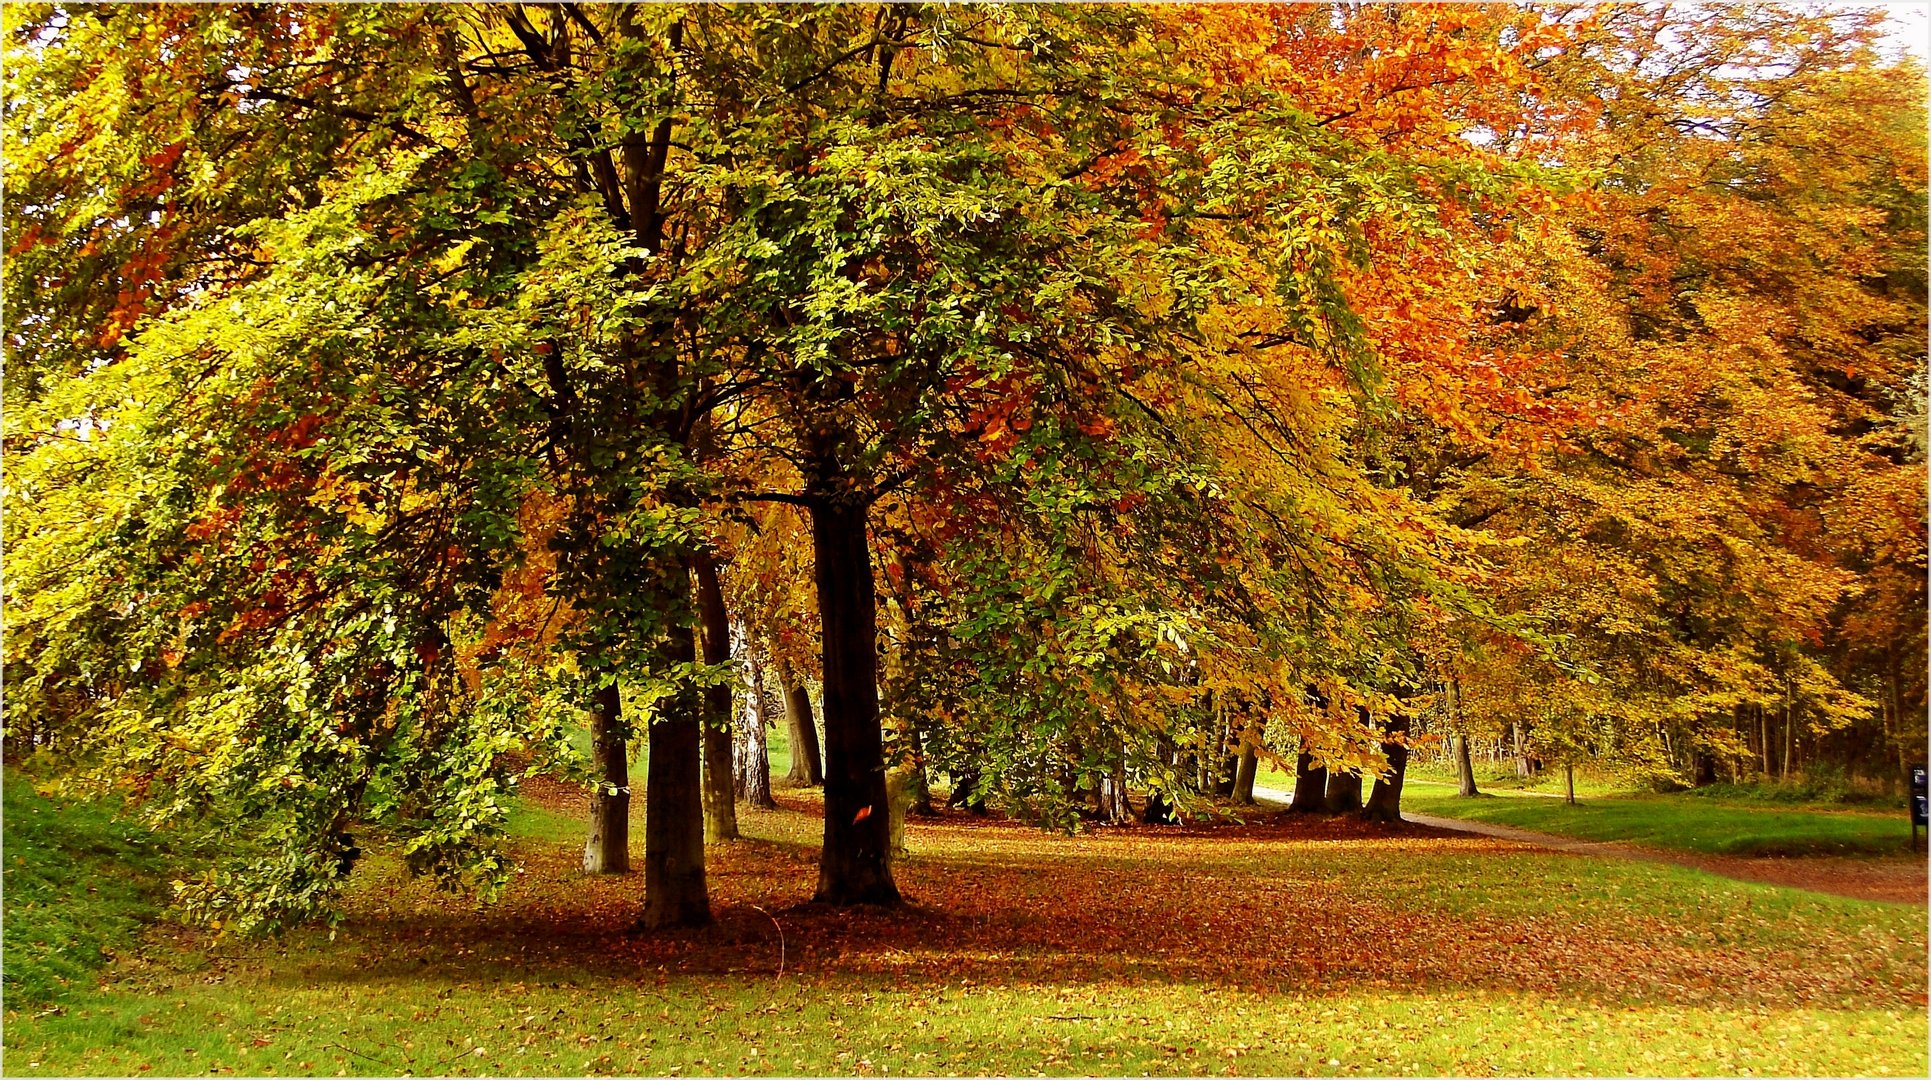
[323,782,1925,1014]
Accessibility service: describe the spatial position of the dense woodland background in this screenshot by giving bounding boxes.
[4,2,1925,934]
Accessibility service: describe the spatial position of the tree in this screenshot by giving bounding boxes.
[735,628,780,811]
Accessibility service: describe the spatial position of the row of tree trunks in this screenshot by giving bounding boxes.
[1288,713,1410,821]
[1288,749,1328,814]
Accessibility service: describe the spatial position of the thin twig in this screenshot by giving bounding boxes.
[328,1041,396,1070]
[750,904,786,980]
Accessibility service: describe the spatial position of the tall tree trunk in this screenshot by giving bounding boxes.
[1514,722,1538,778]
[738,639,778,810]
[1759,705,1772,780]
[1565,762,1576,805]
[1324,770,1364,814]
[808,492,899,906]
[1362,712,1410,823]
[582,682,630,873]
[1782,678,1794,782]
[1879,657,1898,796]
[776,656,823,786]
[1886,647,1907,788]
[642,618,710,928]
[693,554,739,843]
[879,581,937,818]
[885,767,913,856]
[1101,757,1132,824]
[948,764,989,814]
[1450,677,1478,797]
[1233,744,1258,805]
[907,723,938,816]
[1288,747,1329,814]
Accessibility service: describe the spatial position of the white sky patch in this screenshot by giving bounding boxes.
[1879,1,1930,63]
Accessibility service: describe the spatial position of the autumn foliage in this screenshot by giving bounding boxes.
[2,3,1923,931]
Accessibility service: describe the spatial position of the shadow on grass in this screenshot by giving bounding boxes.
[154,792,1917,1019]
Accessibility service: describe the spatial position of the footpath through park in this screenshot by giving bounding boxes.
[1249,785,1929,906]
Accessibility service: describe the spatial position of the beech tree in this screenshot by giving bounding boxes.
[5,2,1921,936]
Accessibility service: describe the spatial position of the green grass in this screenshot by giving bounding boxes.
[5,764,1926,1076]
[2,772,183,1008]
[8,972,1924,1078]
[1404,782,1914,856]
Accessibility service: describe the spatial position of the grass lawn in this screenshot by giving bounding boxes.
[5,775,1926,1077]
[1403,781,1916,857]
[2,773,183,1008]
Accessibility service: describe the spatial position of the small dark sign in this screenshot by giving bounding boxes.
[1910,763,1928,828]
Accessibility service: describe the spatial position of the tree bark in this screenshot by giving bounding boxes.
[776,656,823,786]
[642,618,710,928]
[738,639,778,810]
[1362,712,1410,823]
[582,681,630,873]
[693,553,739,843]
[1324,770,1364,814]
[1456,734,1479,797]
[1101,757,1132,824]
[947,766,990,814]
[886,767,913,856]
[1565,761,1576,805]
[1514,721,1537,778]
[808,493,900,906]
[907,723,938,816]
[1781,678,1794,782]
[1288,747,1329,814]
[1450,676,1479,797]
[1232,744,1258,805]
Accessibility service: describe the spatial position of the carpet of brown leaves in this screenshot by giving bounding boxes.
[327,780,1926,1015]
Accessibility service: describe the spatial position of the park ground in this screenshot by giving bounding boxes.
[1249,759,1930,904]
[5,760,1929,1079]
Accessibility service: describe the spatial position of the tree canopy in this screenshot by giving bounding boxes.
[5,2,1923,932]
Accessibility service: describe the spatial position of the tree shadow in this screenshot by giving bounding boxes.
[174,800,1921,1016]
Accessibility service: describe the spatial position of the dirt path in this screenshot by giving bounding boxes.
[1251,785,1928,905]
